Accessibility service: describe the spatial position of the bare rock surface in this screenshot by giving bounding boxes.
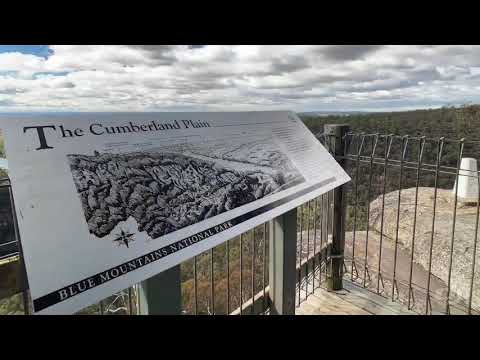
[344,231,455,313]
[369,187,480,312]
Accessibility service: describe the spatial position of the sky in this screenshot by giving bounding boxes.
[1,45,480,113]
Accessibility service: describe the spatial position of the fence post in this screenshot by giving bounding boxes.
[138,265,182,315]
[268,208,297,315]
[324,124,350,291]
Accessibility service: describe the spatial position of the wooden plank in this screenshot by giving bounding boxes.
[295,306,307,315]
[341,281,415,315]
[309,292,371,315]
[296,300,320,315]
[296,279,417,315]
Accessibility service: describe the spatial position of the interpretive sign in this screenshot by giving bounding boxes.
[0,112,350,314]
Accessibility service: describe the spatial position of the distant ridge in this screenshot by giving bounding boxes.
[298,111,371,117]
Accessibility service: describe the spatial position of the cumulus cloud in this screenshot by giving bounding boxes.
[1,45,480,112]
[318,45,384,61]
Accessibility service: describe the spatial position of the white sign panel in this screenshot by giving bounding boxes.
[0,111,350,314]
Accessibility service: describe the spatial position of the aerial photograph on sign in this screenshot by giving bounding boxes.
[67,136,305,246]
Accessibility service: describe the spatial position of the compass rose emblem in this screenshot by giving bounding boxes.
[113,228,135,248]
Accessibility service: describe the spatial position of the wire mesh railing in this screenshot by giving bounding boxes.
[294,193,334,307]
[181,222,270,315]
[181,190,334,315]
[4,127,480,315]
[338,132,480,315]
[0,178,332,315]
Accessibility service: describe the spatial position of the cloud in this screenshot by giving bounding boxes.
[319,45,384,61]
[125,45,181,65]
[1,45,480,112]
[271,55,310,73]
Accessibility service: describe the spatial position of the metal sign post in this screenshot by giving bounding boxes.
[268,209,297,315]
[138,265,182,315]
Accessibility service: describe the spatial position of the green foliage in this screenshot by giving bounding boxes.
[301,105,480,140]
[300,104,480,233]
[0,293,25,315]
[4,106,479,315]
[0,135,5,158]
[0,133,7,178]
[181,229,268,314]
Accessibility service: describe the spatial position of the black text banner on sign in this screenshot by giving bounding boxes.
[0,112,350,314]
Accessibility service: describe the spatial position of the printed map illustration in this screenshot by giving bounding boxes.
[67,136,305,245]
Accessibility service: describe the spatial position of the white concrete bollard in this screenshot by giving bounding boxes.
[453,157,479,203]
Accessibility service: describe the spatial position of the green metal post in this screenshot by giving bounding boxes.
[268,208,297,315]
[325,124,350,291]
[138,265,182,315]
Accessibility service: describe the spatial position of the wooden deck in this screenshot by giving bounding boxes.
[296,280,417,315]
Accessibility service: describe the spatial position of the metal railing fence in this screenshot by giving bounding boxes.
[0,175,333,315]
[338,131,480,315]
[4,124,480,315]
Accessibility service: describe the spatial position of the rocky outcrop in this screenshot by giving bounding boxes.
[369,187,480,311]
